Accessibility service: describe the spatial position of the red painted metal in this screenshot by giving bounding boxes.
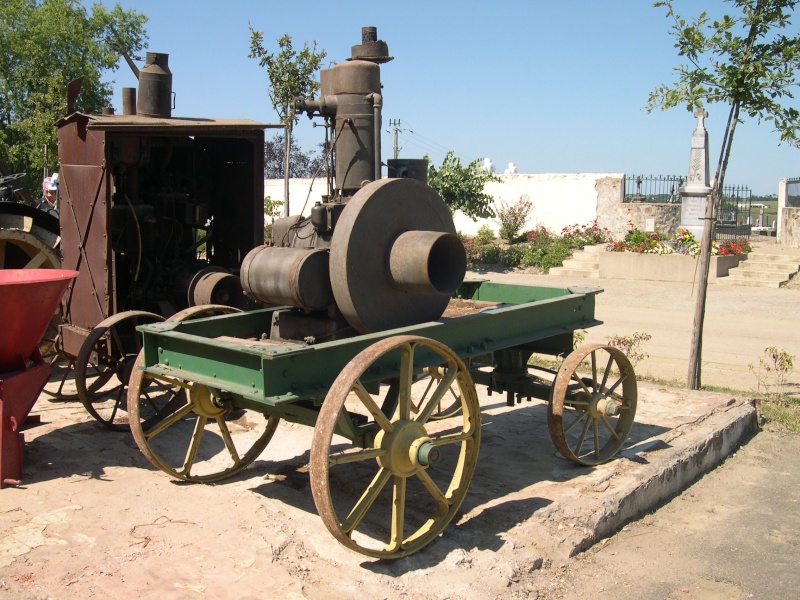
[0,269,78,371]
[1,356,50,487]
[0,268,78,488]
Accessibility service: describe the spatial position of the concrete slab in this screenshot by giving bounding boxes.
[444,380,757,561]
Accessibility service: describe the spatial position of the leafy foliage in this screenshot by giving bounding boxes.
[749,345,795,399]
[264,133,326,179]
[460,221,601,273]
[263,195,283,239]
[607,228,672,253]
[474,224,495,245]
[0,0,148,196]
[247,31,326,128]
[648,0,800,147]
[494,194,533,242]
[426,151,500,220]
[606,332,652,367]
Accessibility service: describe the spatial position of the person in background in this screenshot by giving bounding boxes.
[36,174,59,217]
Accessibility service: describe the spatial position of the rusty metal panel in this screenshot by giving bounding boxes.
[57,119,111,337]
[59,323,92,359]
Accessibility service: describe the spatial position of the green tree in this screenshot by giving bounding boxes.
[648,0,800,389]
[0,0,148,198]
[248,30,326,216]
[263,132,326,179]
[426,151,500,220]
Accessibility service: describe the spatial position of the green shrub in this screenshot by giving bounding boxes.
[495,195,533,242]
[500,245,525,267]
[475,224,495,245]
[477,243,501,264]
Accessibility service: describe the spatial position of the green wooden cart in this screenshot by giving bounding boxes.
[126,280,637,558]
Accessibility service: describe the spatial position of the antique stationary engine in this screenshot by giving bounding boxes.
[241,27,467,341]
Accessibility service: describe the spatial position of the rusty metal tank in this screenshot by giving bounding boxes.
[137,52,173,118]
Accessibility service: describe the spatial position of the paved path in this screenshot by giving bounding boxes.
[468,253,800,392]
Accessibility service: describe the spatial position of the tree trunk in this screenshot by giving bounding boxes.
[283,122,291,217]
[687,191,714,389]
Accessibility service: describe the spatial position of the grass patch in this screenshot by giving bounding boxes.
[760,398,800,431]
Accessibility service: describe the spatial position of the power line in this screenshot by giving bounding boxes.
[386,119,411,160]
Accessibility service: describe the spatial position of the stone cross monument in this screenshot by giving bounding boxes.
[679,108,712,240]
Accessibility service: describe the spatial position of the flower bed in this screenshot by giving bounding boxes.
[599,227,749,282]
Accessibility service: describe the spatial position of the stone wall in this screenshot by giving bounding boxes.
[597,201,682,239]
[781,207,800,248]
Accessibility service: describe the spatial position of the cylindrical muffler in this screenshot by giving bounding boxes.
[241,246,333,311]
[389,231,466,295]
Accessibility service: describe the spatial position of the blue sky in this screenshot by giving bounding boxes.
[99,0,799,195]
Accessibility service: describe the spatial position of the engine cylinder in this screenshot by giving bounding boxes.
[241,246,333,311]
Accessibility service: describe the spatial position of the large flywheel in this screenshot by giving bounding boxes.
[329,178,465,334]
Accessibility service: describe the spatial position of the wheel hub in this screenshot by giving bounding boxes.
[375,420,432,477]
[116,353,138,385]
[189,385,226,418]
[587,393,620,418]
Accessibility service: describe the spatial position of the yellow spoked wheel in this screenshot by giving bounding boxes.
[410,365,464,421]
[127,354,279,483]
[127,305,279,483]
[548,344,637,466]
[310,335,480,559]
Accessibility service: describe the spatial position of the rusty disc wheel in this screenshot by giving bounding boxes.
[76,311,165,430]
[310,335,480,559]
[548,344,637,466]
[127,305,279,483]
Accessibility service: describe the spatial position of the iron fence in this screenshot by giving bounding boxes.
[715,184,752,241]
[788,177,800,207]
[623,175,684,203]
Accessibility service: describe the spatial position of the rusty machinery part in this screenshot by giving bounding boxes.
[295,58,382,195]
[349,26,393,63]
[75,310,165,431]
[166,303,242,323]
[135,52,173,118]
[548,344,638,466]
[329,178,466,334]
[127,329,280,483]
[309,335,480,559]
[185,265,244,307]
[240,246,333,311]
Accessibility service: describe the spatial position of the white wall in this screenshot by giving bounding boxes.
[264,172,622,235]
[454,172,621,236]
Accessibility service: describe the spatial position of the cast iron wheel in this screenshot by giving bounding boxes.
[75,311,164,430]
[548,344,637,466]
[310,335,481,559]
[126,355,279,484]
